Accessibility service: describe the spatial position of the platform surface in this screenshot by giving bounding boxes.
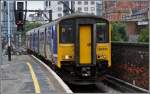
[0,55,67,94]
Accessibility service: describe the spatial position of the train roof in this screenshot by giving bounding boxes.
[26,20,57,34]
[57,13,107,22]
[26,27,38,35]
[26,13,108,34]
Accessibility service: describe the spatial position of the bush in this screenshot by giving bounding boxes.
[138,27,149,43]
[111,22,128,42]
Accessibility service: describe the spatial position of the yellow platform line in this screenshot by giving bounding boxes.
[27,62,41,94]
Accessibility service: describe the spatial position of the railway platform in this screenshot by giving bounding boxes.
[0,55,72,94]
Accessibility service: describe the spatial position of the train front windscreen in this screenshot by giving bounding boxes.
[96,20,109,43]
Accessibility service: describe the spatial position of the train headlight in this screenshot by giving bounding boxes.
[102,55,106,59]
[63,55,72,60]
[65,55,69,59]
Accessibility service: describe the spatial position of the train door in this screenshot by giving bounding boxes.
[79,25,92,64]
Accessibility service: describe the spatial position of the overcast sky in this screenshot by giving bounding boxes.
[27,1,44,17]
[27,1,44,10]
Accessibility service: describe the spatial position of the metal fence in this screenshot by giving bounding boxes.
[110,42,149,90]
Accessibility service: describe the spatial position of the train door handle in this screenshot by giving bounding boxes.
[87,43,91,46]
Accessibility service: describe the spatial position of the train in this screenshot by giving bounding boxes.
[26,13,111,84]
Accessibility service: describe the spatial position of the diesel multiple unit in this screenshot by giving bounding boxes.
[26,13,111,84]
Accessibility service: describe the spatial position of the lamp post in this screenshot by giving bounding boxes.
[0,0,3,64]
[7,1,11,61]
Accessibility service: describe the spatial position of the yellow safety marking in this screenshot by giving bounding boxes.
[27,62,41,94]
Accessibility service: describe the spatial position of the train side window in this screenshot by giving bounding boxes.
[96,22,108,42]
[45,28,47,41]
[60,20,74,43]
[52,26,54,39]
[40,32,44,41]
[47,27,50,43]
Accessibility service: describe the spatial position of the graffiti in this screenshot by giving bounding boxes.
[112,63,149,90]
[111,43,149,90]
[117,64,145,74]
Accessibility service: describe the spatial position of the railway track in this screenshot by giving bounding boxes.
[66,79,121,93]
[67,75,149,93]
[103,75,149,93]
[61,75,149,93]
[67,83,106,93]
[66,79,123,93]
[32,55,149,93]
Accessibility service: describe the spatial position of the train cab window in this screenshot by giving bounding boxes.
[60,20,75,43]
[96,22,108,42]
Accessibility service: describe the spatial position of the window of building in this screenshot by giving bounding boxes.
[58,7,62,11]
[57,1,61,5]
[78,1,82,5]
[91,1,95,5]
[84,7,88,11]
[91,7,95,11]
[91,13,95,15]
[49,1,51,6]
[58,13,62,17]
[45,1,48,7]
[78,7,82,12]
[84,1,88,5]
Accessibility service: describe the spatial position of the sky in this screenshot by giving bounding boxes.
[27,1,44,10]
[26,1,44,17]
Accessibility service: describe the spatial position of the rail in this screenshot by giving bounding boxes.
[105,75,149,93]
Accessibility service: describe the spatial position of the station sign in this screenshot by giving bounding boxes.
[137,21,148,25]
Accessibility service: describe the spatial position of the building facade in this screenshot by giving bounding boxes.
[103,0,149,42]
[44,1,102,20]
[103,0,149,21]
[1,1,17,42]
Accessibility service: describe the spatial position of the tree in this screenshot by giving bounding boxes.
[111,22,128,42]
[19,21,43,47]
[20,21,43,36]
[24,21,43,32]
[138,27,149,43]
[17,21,43,37]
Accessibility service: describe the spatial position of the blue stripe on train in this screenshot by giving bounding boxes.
[49,25,58,64]
[53,25,57,54]
[53,56,57,64]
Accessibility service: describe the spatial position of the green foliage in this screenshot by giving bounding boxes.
[19,21,43,46]
[111,22,128,42]
[24,21,43,32]
[138,27,149,43]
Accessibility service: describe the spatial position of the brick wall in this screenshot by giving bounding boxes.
[111,43,149,90]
